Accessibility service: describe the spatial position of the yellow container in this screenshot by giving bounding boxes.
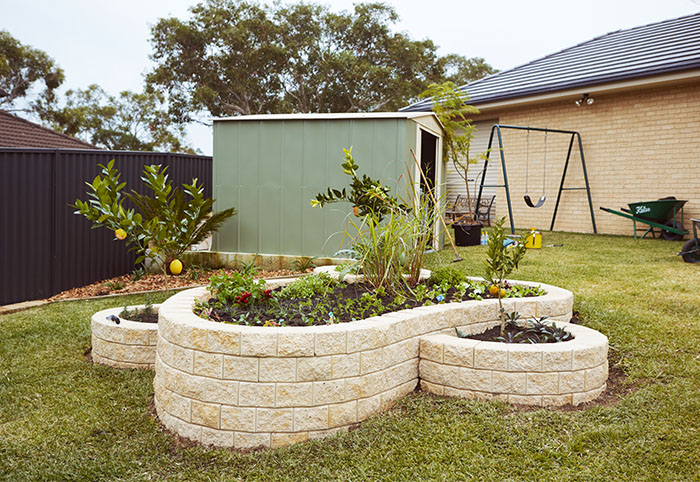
[525,228,542,249]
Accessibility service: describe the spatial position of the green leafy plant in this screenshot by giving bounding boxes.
[278,273,337,300]
[104,280,125,291]
[428,266,467,287]
[207,270,273,310]
[130,267,146,282]
[291,257,317,272]
[484,217,527,335]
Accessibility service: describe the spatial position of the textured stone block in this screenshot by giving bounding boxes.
[474,343,508,370]
[308,425,349,440]
[459,368,492,392]
[541,346,572,372]
[384,339,417,368]
[559,370,585,394]
[360,348,385,374]
[572,344,607,370]
[276,382,313,408]
[221,406,255,431]
[240,330,278,357]
[234,432,271,449]
[204,379,239,405]
[491,371,527,394]
[419,338,443,363]
[278,330,315,357]
[256,408,294,432]
[508,346,542,372]
[328,400,357,427]
[271,432,309,448]
[508,394,542,406]
[526,372,559,395]
[444,386,474,399]
[201,427,234,447]
[191,400,220,428]
[420,379,444,396]
[357,393,382,420]
[331,352,360,379]
[161,340,194,374]
[194,351,223,378]
[584,363,608,391]
[313,379,346,405]
[443,340,477,367]
[541,394,573,406]
[207,330,241,355]
[297,356,332,381]
[258,357,296,382]
[346,323,384,353]
[223,356,259,382]
[239,382,275,407]
[572,384,606,405]
[314,329,347,356]
[294,406,329,431]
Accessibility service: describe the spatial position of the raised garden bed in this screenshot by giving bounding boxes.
[153,277,597,450]
[91,305,161,369]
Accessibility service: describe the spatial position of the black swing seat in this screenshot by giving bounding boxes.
[524,194,546,208]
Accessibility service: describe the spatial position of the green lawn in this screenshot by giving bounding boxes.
[2,231,700,481]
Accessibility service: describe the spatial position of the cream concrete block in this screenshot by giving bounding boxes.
[313,380,346,405]
[174,372,207,401]
[420,379,444,396]
[443,339,477,367]
[240,329,278,357]
[297,356,332,382]
[308,425,349,440]
[191,400,220,428]
[379,386,402,411]
[491,371,527,394]
[418,359,442,384]
[314,328,347,356]
[537,293,573,318]
[584,363,608,391]
[572,344,607,370]
[258,358,296,382]
[331,352,360,379]
[541,345,573,371]
[345,375,374,400]
[459,368,492,392]
[204,379,239,405]
[182,325,209,351]
[223,356,259,382]
[294,406,329,431]
[159,339,194,373]
[474,343,508,370]
[526,372,559,395]
[461,301,500,325]
[508,394,542,406]
[572,384,606,405]
[239,382,276,407]
[278,330,315,357]
[411,305,453,333]
[444,386,475,399]
[360,348,385,375]
[512,299,538,317]
[172,418,201,443]
[559,371,585,394]
[156,338,174,366]
[207,330,241,355]
[221,406,255,431]
[194,351,223,378]
[397,379,417,398]
[419,338,443,363]
[276,382,313,408]
[328,400,357,427]
[508,345,542,372]
[256,408,294,432]
[541,394,573,406]
[357,393,382,420]
[346,323,384,353]
[386,359,419,387]
[201,427,234,447]
[384,339,418,368]
[271,432,309,448]
[234,432,271,449]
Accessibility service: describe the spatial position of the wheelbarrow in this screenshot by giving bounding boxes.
[600,197,688,240]
[678,218,700,263]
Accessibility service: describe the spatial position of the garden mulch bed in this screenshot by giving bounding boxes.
[49,267,311,301]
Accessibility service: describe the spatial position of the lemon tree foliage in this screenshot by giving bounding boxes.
[146,1,495,120]
[72,160,236,271]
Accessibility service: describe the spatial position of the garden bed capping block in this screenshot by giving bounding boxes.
[91,305,161,369]
[154,277,598,450]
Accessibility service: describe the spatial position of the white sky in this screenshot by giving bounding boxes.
[3,0,699,154]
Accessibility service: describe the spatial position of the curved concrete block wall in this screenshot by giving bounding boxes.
[91,306,160,369]
[154,280,581,449]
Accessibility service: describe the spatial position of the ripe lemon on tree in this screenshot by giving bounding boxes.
[169,259,183,275]
[489,284,500,296]
[114,228,127,240]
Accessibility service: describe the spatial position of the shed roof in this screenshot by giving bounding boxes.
[0,111,97,149]
[214,112,441,123]
[402,12,700,111]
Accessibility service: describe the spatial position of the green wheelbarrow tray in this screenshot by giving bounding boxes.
[626,199,688,223]
[600,198,689,240]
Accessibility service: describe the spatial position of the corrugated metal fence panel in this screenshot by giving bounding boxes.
[0,148,212,305]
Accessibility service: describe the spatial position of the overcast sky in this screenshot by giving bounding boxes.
[4,0,699,154]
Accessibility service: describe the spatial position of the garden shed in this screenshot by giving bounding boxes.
[212,112,445,257]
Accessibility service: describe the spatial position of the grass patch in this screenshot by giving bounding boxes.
[2,231,700,481]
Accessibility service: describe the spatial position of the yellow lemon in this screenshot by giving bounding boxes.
[114,228,127,240]
[499,288,507,298]
[489,284,500,296]
[169,259,183,275]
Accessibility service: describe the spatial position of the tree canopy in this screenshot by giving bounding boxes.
[0,30,64,110]
[147,0,496,120]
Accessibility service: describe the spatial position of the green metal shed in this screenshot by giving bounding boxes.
[212,112,445,257]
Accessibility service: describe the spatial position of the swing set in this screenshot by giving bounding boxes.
[476,124,597,235]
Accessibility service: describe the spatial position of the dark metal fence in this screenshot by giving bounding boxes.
[0,148,212,305]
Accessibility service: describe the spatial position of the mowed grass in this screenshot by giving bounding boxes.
[2,231,700,481]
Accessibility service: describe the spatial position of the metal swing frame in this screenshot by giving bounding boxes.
[476,124,597,235]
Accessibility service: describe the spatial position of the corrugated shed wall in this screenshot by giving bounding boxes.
[0,149,212,305]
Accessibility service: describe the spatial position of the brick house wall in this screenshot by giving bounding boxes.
[468,80,700,236]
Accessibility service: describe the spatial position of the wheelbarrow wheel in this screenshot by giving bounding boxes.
[681,239,700,263]
[661,220,684,241]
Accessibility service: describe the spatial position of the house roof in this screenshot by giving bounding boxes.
[402,12,700,112]
[0,111,97,149]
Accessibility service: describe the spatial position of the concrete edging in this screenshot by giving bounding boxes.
[91,305,161,369]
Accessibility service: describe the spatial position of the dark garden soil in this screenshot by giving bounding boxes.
[466,324,573,343]
[205,280,532,327]
[49,267,311,301]
[124,310,159,323]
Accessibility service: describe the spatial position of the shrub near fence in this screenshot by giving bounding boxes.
[0,148,212,305]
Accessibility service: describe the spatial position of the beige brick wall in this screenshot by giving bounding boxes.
[469,81,700,235]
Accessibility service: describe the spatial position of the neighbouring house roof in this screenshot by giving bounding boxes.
[402,12,700,111]
[0,110,97,149]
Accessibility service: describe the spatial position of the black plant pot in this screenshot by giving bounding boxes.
[452,222,483,247]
